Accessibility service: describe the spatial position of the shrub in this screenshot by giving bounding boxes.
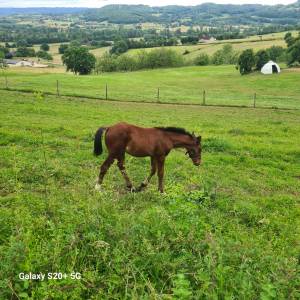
[146,48,184,69]
[40,43,50,51]
[96,53,118,73]
[110,40,129,55]
[15,47,36,57]
[237,49,255,75]
[36,51,53,61]
[58,44,69,54]
[96,48,184,73]
[211,44,238,65]
[266,46,285,62]
[116,55,137,72]
[255,50,270,70]
[194,53,210,66]
[211,49,224,65]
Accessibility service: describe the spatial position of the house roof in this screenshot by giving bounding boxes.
[4,59,19,64]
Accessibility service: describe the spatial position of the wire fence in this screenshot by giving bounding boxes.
[2,75,300,110]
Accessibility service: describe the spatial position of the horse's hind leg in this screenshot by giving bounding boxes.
[137,157,157,192]
[117,154,134,191]
[95,155,114,190]
[157,156,165,193]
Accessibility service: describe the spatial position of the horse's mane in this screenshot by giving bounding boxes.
[155,127,193,138]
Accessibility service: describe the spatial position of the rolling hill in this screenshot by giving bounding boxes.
[82,2,300,26]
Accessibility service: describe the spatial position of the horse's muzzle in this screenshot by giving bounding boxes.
[193,161,201,166]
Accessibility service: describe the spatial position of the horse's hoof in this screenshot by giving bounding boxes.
[95,183,101,192]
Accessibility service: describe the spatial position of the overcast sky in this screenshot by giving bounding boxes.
[0,0,296,7]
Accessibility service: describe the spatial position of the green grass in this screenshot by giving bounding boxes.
[0,90,299,299]
[128,38,287,60]
[127,31,293,60]
[17,30,295,67]
[2,65,300,109]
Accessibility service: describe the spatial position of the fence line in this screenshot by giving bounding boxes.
[1,77,299,111]
[105,83,108,100]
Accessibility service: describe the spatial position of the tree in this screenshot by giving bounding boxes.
[59,44,69,54]
[255,50,269,70]
[16,39,29,47]
[266,46,284,62]
[211,44,238,65]
[110,40,129,55]
[284,32,295,47]
[181,36,198,45]
[0,46,9,57]
[36,50,53,61]
[15,47,36,57]
[40,43,50,51]
[237,49,255,75]
[0,51,6,69]
[62,46,96,75]
[287,40,300,66]
[285,32,300,66]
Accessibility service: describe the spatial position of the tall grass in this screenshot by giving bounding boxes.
[0,90,299,298]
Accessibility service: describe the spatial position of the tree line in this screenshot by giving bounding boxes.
[237,32,300,75]
[0,43,53,61]
[2,32,299,76]
[54,32,300,75]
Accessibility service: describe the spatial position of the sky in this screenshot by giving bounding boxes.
[0,0,296,7]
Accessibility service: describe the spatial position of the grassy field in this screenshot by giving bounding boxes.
[90,46,111,58]
[128,32,293,60]
[25,30,296,66]
[0,90,299,298]
[2,65,300,109]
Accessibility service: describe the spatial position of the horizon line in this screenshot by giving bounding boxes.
[0,1,298,8]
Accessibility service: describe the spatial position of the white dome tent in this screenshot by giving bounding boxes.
[261,61,281,75]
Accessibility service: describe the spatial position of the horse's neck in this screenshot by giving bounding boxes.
[168,133,192,148]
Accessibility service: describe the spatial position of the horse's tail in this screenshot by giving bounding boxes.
[94,127,107,156]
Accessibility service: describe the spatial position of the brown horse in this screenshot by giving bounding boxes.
[94,122,202,193]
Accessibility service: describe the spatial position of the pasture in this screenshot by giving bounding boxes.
[0,89,299,299]
[25,30,296,67]
[2,65,300,109]
[128,33,290,60]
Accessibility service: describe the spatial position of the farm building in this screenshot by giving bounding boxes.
[4,59,47,68]
[261,61,281,75]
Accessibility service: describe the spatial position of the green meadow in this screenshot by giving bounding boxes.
[128,37,287,60]
[2,65,300,109]
[0,90,299,299]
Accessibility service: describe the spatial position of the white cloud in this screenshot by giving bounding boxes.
[0,0,296,7]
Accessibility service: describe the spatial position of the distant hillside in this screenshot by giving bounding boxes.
[0,7,86,16]
[83,2,300,26]
[1,2,299,26]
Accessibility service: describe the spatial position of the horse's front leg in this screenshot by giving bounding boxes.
[157,156,165,193]
[137,157,157,192]
[117,155,134,191]
[95,155,115,191]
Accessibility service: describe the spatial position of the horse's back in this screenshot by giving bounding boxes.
[105,122,163,157]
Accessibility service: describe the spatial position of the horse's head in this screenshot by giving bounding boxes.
[186,134,202,166]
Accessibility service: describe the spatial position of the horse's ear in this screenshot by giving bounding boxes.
[196,136,202,144]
